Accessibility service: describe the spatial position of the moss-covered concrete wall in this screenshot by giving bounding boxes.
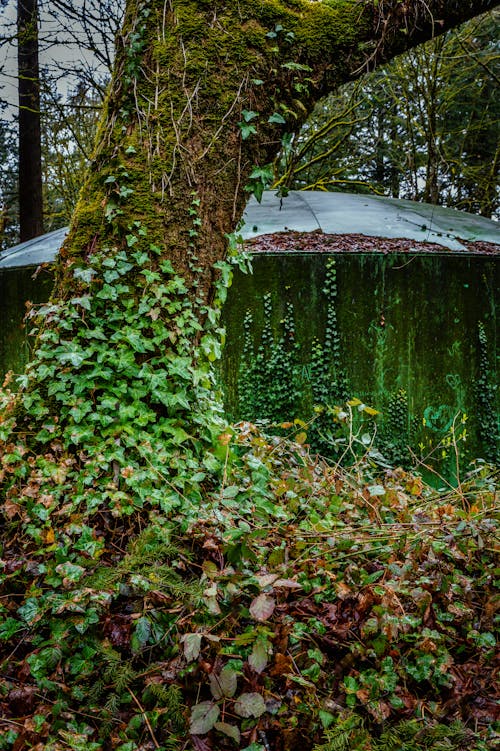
[221,252,499,474]
[0,268,54,381]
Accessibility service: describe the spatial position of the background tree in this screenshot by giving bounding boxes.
[41,78,102,230]
[38,0,124,98]
[0,0,124,243]
[278,10,499,217]
[0,108,17,248]
[17,0,43,240]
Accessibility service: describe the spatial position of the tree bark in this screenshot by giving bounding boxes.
[17,0,44,241]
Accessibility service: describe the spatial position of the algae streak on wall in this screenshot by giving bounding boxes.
[221,251,499,478]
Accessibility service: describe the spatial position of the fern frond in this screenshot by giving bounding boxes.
[86,565,120,589]
[313,731,352,751]
[143,683,185,732]
[94,644,138,694]
[124,525,187,567]
[86,678,106,703]
[314,717,367,751]
[375,719,480,751]
[146,682,180,708]
[162,737,185,751]
[105,692,120,716]
[112,663,137,693]
[100,694,120,739]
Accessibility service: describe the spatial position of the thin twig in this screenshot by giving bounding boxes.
[128,688,161,749]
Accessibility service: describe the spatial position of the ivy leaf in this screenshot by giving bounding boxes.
[244,164,274,200]
[241,109,258,122]
[0,618,23,640]
[181,632,202,662]
[134,616,151,647]
[159,258,175,273]
[319,710,335,729]
[234,692,266,718]
[70,296,91,310]
[73,267,94,284]
[214,722,240,743]
[247,165,274,183]
[268,112,286,125]
[368,485,386,497]
[222,485,240,499]
[249,594,275,622]
[239,122,257,140]
[57,348,88,368]
[55,562,85,583]
[122,330,152,353]
[164,424,191,444]
[248,640,269,674]
[104,269,120,283]
[189,701,220,735]
[238,110,258,141]
[209,666,238,699]
[17,598,40,624]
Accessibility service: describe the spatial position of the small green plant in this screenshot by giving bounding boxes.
[475,322,499,464]
[379,388,413,466]
[314,716,491,751]
[238,294,302,423]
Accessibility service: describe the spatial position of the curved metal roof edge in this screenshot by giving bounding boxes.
[242,192,500,250]
[0,192,498,269]
[0,227,68,269]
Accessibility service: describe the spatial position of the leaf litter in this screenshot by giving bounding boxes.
[0,421,498,750]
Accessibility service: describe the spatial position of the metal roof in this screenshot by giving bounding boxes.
[1,192,498,269]
[240,192,500,249]
[0,227,68,269]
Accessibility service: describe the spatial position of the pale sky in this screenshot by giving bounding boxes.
[0,0,121,116]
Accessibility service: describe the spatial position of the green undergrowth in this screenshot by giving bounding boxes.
[2,1,496,748]
[0,216,497,750]
[0,418,498,750]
